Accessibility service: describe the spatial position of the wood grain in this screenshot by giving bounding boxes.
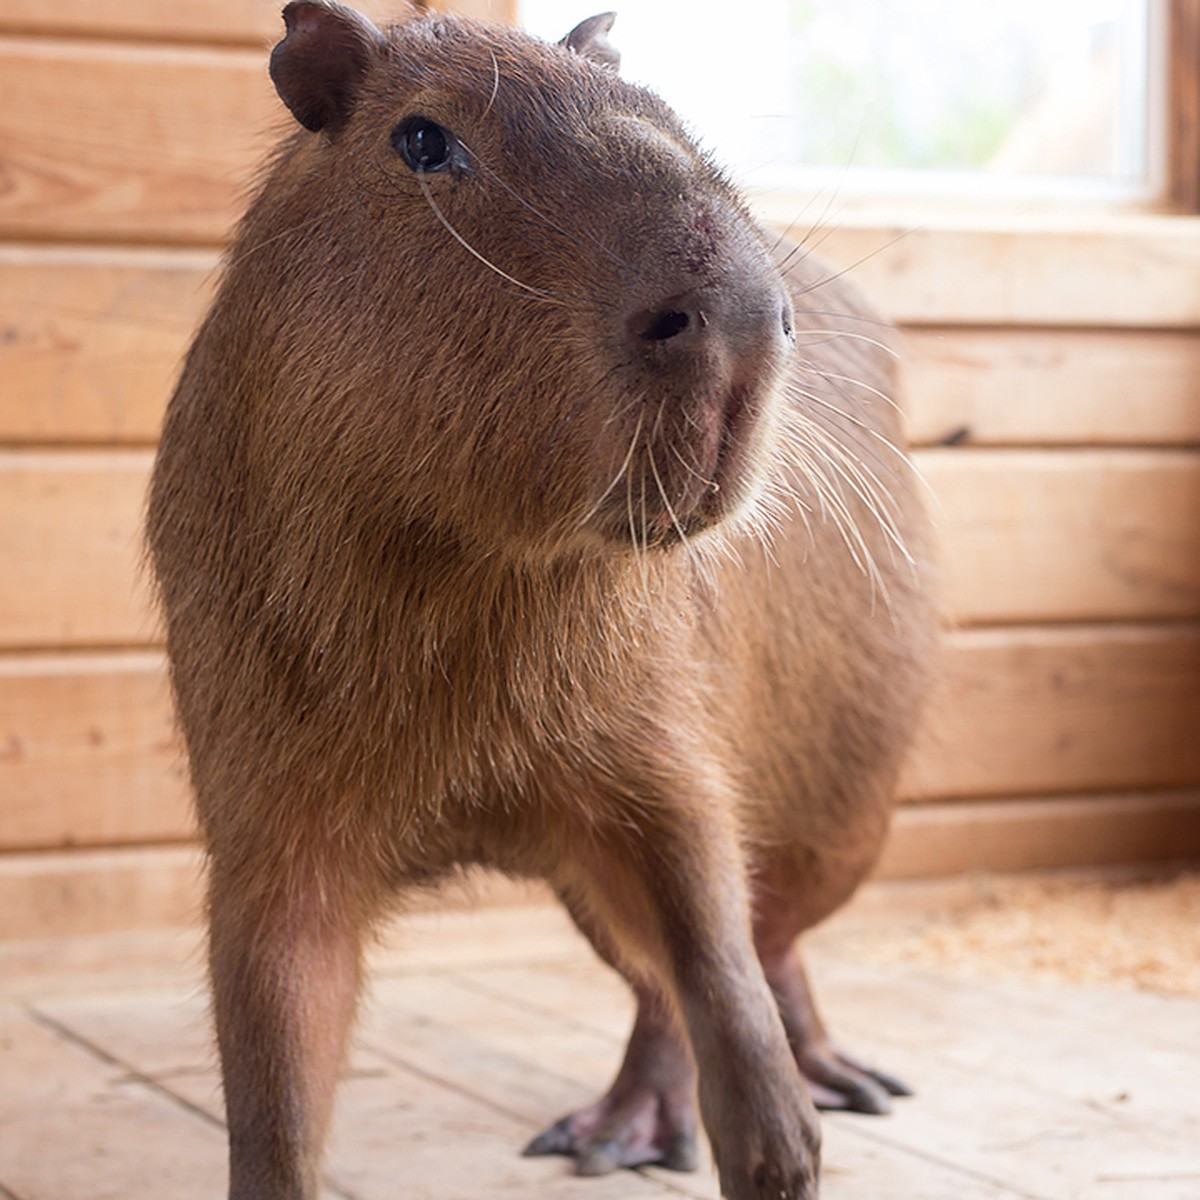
[7,247,1200,448]
[6,449,1200,651]
[914,448,1200,624]
[6,625,1200,852]
[0,845,204,938]
[3,29,1200,320]
[0,451,158,648]
[0,652,191,850]
[903,327,1200,448]
[0,0,507,46]
[4,786,1200,938]
[767,209,1200,328]
[902,624,1200,801]
[880,791,1200,879]
[0,38,281,244]
[0,0,283,45]
[3,5,1200,907]
[0,246,217,444]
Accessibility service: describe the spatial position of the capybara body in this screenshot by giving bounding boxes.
[146,5,935,1198]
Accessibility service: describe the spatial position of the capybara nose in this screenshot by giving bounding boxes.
[624,287,789,363]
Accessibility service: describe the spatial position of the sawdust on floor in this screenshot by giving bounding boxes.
[855,869,1200,997]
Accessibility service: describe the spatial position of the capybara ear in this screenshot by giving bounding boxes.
[270,1,388,133]
[559,12,620,71]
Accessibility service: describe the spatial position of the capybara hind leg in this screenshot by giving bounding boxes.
[525,979,699,1174]
[557,817,820,1200]
[754,862,911,1116]
[525,891,699,1175]
[761,941,909,1114]
[208,868,363,1200]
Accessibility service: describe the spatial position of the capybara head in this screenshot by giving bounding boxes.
[224,2,794,563]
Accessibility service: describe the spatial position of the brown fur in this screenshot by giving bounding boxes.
[146,5,936,1198]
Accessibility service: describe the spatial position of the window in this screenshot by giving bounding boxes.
[521,0,1170,207]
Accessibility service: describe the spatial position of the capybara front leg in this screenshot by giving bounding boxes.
[208,869,363,1200]
[560,822,821,1200]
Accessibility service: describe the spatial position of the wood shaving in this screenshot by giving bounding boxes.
[856,870,1200,996]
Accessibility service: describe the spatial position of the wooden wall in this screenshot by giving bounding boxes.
[2,1,1199,938]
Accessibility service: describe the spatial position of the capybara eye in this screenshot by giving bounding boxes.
[392,116,456,172]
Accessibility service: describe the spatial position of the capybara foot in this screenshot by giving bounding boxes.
[799,1042,911,1115]
[752,1160,817,1199]
[760,943,911,1116]
[523,1086,699,1175]
[716,1130,819,1200]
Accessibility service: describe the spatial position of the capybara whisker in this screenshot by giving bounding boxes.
[784,228,914,301]
[470,152,635,278]
[482,49,500,119]
[416,174,567,304]
[578,409,643,528]
[791,326,901,359]
[809,367,903,415]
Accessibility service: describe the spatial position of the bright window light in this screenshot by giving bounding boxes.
[520,0,1162,203]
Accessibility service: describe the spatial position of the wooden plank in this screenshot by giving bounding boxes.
[762,207,1200,328]
[0,0,282,45]
[2,24,1199,327]
[0,0,490,47]
[902,624,1200,800]
[0,845,205,939]
[29,988,702,1200]
[817,1021,1200,1199]
[914,448,1200,624]
[1168,0,1200,212]
[817,955,1200,1144]
[325,1049,696,1200]
[2,793,1198,940]
[9,448,1200,648]
[426,0,518,22]
[455,957,1200,1200]
[903,327,1200,448]
[0,1007,228,1200]
[0,246,218,445]
[361,972,1023,1200]
[881,792,1200,879]
[0,37,281,244]
[10,911,1200,1200]
[10,250,1200,451]
[0,451,158,648]
[0,845,554,940]
[4,621,1200,851]
[0,652,192,850]
[31,991,222,1122]
[0,926,206,1001]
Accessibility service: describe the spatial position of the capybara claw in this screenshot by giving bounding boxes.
[522,1117,575,1158]
[523,1106,699,1176]
[574,1138,623,1177]
[801,1045,912,1115]
[863,1063,912,1099]
[659,1131,700,1172]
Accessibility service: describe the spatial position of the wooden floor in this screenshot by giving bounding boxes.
[2,884,1199,1200]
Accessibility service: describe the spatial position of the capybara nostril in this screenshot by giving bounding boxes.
[638,307,691,343]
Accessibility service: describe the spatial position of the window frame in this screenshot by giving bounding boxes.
[1168,0,1200,210]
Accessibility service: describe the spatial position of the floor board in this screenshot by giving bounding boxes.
[2,886,1199,1200]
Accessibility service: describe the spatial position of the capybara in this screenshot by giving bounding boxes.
[146,5,936,1197]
